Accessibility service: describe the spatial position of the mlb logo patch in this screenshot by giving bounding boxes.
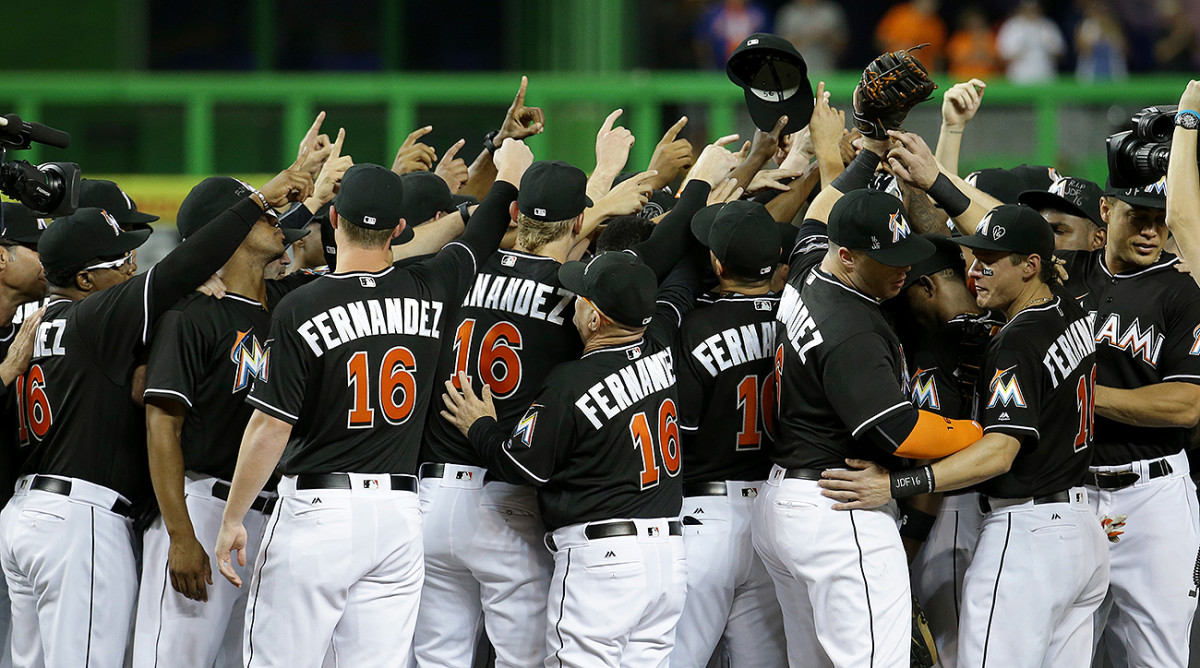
[534,207,547,217]
[360,277,376,288]
[755,299,772,311]
[363,215,376,225]
[456,470,474,481]
[363,479,380,489]
[626,346,642,360]
[647,526,660,537]
[742,487,758,498]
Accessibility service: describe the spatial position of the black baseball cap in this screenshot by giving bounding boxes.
[79,179,159,229]
[827,189,935,267]
[691,201,780,279]
[312,203,338,268]
[39,207,150,275]
[1019,176,1105,228]
[559,252,657,328]
[726,33,814,135]
[518,161,593,222]
[334,164,413,244]
[964,168,1025,204]
[902,234,966,291]
[1105,175,1167,210]
[398,171,455,227]
[0,202,51,246]
[176,176,308,245]
[1008,164,1061,192]
[955,204,1054,261]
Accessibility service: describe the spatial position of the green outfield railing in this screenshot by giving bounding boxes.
[1,72,1195,180]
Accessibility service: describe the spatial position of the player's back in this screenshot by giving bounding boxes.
[536,337,682,531]
[251,263,462,476]
[976,296,1096,498]
[422,248,579,467]
[676,292,778,483]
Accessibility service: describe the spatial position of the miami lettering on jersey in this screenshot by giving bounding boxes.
[777,283,824,363]
[988,366,1027,408]
[910,368,940,410]
[690,321,777,377]
[1042,315,1097,388]
[460,273,574,325]
[1094,313,1165,367]
[297,297,444,357]
[230,330,269,392]
[575,348,677,429]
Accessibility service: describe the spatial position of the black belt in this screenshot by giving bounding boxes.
[783,468,824,481]
[548,520,683,551]
[1086,458,1173,491]
[682,482,727,497]
[979,490,1070,513]
[211,481,276,516]
[419,462,486,483]
[294,473,418,493]
[30,476,132,517]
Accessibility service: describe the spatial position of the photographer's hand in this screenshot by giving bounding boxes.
[1167,81,1200,285]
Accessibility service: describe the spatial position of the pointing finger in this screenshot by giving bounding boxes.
[600,109,624,135]
[662,116,688,142]
[441,138,466,163]
[712,134,740,148]
[328,127,346,162]
[402,126,434,149]
[512,75,528,109]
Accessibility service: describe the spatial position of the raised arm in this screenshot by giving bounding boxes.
[1167,81,1200,277]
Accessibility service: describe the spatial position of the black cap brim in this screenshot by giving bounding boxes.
[103,228,152,256]
[954,234,1014,254]
[1017,190,1096,225]
[689,205,721,246]
[283,227,311,246]
[390,220,416,246]
[745,87,814,136]
[863,235,936,267]
[557,261,590,300]
[1110,192,1166,210]
[118,211,160,224]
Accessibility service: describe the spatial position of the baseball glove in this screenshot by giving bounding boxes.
[912,595,938,668]
[853,45,937,140]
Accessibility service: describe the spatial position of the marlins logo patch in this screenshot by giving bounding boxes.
[888,210,911,243]
[230,330,270,392]
[987,365,1026,408]
[512,405,541,448]
[910,368,940,410]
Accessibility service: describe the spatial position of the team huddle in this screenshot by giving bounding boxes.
[2,33,1200,668]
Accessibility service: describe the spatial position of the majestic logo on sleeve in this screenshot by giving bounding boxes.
[910,368,940,410]
[889,211,911,243]
[987,365,1027,408]
[230,330,270,392]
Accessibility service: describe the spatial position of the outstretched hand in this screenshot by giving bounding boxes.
[392,126,438,175]
[942,79,987,130]
[647,116,693,190]
[817,459,893,510]
[441,372,498,438]
[498,76,546,142]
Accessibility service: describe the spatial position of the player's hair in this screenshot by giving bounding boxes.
[1008,253,1060,285]
[720,264,775,289]
[339,221,397,249]
[596,215,655,253]
[516,213,574,253]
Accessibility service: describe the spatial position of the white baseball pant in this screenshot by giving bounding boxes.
[412,465,553,668]
[132,475,276,668]
[544,517,687,668]
[751,465,910,668]
[672,480,785,668]
[0,557,10,668]
[910,491,983,668]
[0,475,138,668]
[1087,450,1200,667]
[958,488,1109,668]
[243,473,423,668]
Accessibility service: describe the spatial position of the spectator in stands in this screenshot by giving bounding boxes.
[876,0,947,71]
[695,0,772,70]
[775,0,848,75]
[996,0,1065,83]
[1154,0,1199,70]
[947,5,1000,80]
[1075,0,1128,80]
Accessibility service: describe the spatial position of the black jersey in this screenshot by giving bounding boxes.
[676,292,778,483]
[0,323,19,505]
[1058,250,1200,465]
[465,259,701,530]
[907,313,1004,421]
[16,198,264,501]
[773,221,913,471]
[421,249,579,467]
[143,293,274,481]
[976,296,1096,498]
[247,182,517,476]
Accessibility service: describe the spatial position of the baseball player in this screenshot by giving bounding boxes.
[0,157,311,667]
[887,234,1001,667]
[1051,177,1200,667]
[670,200,785,668]
[1017,176,1106,252]
[213,144,530,666]
[754,138,984,667]
[822,204,1111,667]
[0,203,48,668]
[130,177,314,668]
[440,244,707,667]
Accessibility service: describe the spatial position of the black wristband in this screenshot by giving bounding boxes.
[483,130,501,154]
[926,173,971,218]
[830,150,882,194]
[890,465,935,499]
[898,506,938,542]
